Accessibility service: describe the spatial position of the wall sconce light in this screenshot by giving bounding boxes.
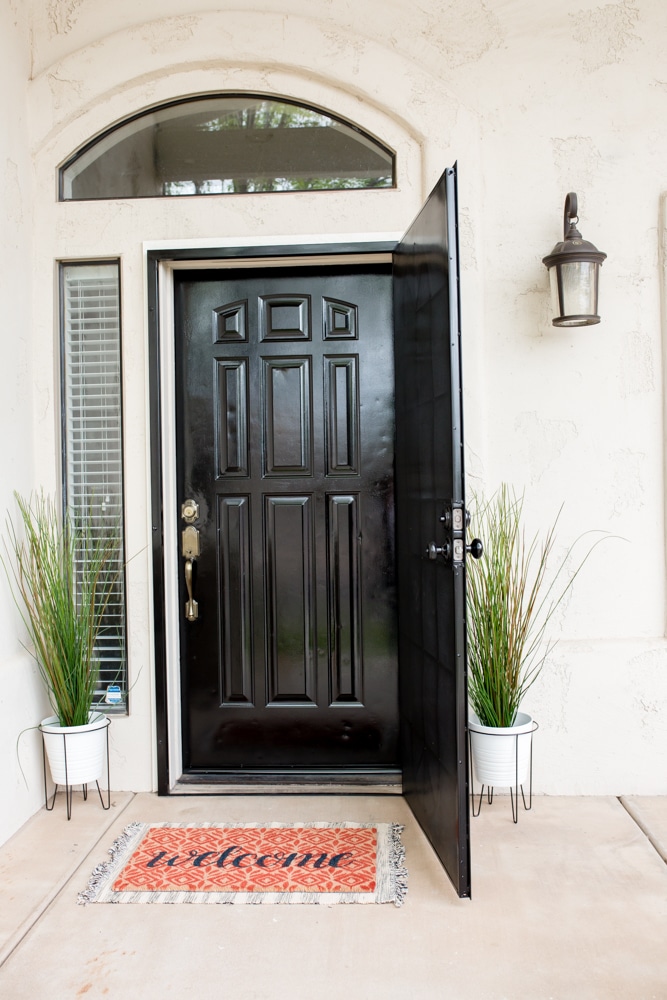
[542,192,606,326]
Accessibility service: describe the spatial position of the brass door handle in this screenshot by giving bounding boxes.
[182,524,200,621]
[184,557,198,621]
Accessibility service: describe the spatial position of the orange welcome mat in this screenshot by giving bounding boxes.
[78,822,407,906]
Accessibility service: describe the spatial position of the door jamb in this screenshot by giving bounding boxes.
[147,240,399,793]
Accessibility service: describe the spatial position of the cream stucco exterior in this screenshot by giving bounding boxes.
[1,0,666,846]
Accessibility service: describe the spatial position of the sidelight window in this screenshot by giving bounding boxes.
[60,262,127,711]
[59,95,395,200]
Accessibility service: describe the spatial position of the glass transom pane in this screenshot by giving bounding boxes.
[60,95,395,200]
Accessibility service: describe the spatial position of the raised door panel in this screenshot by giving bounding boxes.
[264,495,316,705]
[259,295,311,341]
[215,359,249,478]
[262,358,313,477]
[324,356,359,476]
[217,495,253,705]
[327,493,362,705]
[323,297,358,340]
[213,300,248,343]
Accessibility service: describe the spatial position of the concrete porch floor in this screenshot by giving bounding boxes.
[0,793,666,999]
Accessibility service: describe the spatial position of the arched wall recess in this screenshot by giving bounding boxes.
[59,94,396,201]
[29,9,482,210]
[33,65,436,251]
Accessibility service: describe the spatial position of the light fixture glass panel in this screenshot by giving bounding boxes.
[551,261,600,326]
[561,260,596,313]
[549,266,562,317]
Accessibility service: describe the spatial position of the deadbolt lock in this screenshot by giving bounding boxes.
[181,499,199,523]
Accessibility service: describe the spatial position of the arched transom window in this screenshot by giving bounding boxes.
[59,95,395,200]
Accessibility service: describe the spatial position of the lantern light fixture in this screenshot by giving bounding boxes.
[542,192,606,327]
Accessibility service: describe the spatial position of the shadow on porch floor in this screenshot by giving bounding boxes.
[0,792,666,999]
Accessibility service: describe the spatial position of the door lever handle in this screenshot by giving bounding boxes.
[182,524,200,621]
[184,558,198,621]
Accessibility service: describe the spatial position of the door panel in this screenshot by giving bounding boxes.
[217,494,252,704]
[174,265,399,772]
[393,166,470,897]
[263,358,312,475]
[215,360,248,477]
[264,494,316,704]
[327,493,362,703]
[324,357,359,475]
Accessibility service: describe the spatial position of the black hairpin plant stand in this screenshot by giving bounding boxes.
[469,720,538,824]
[41,718,111,821]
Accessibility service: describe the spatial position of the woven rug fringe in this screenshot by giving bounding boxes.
[388,823,408,907]
[77,822,145,905]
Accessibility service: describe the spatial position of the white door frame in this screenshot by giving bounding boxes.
[148,234,400,790]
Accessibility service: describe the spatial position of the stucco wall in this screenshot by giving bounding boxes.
[0,1,50,845]
[1,0,665,842]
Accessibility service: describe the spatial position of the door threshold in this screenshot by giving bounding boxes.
[171,769,402,795]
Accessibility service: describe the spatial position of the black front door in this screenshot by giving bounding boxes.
[174,263,399,773]
[393,166,470,897]
[153,164,469,896]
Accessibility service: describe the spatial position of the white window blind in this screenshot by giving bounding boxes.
[62,262,127,709]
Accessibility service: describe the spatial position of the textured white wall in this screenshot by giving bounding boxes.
[0,1,663,839]
[0,1,51,845]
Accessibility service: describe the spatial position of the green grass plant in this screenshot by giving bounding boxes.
[467,485,594,729]
[3,491,120,728]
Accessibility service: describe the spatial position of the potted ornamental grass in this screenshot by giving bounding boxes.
[466,484,595,790]
[3,491,120,788]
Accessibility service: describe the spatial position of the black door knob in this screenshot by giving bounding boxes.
[427,540,452,561]
[467,538,483,559]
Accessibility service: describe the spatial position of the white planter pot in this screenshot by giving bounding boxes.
[468,711,534,788]
[40,711,110,786]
